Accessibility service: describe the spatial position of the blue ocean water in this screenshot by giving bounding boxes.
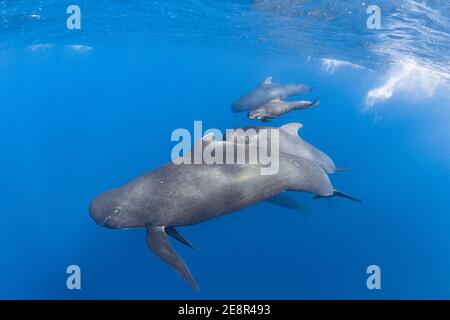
[0,1,449,299]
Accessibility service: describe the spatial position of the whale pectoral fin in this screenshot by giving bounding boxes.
[265,193,308,220]
[146,225,199,290]
[166,226,197,251]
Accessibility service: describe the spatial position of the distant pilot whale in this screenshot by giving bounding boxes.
[248,97,320,122]
[231,76,314,112]
[89,137,359,289]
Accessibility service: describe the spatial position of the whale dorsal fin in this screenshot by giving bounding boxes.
[280,123,303,137]
[200,132,216,148]
[202,132,215,142]
[260,76,273,86]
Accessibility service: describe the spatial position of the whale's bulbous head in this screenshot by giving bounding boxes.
[89,187,145,229]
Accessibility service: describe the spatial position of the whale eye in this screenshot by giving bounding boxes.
[112,207,121,215]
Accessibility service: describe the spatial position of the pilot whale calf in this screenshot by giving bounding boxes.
[248,97,320,122]
[231,76,313,112]
[89,138,348,289]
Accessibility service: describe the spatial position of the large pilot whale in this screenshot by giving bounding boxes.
[89,135,359,289]
[231,76,314,112]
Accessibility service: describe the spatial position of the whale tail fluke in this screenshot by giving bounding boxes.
[333,190,363,202]
[335,167,352,172]
[313,190,362,203]
[146,225,199,290]
[265,193,309,220]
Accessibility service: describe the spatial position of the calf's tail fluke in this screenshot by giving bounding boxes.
[311,96,320,107]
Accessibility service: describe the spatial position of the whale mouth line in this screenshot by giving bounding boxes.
[101,216,112,226]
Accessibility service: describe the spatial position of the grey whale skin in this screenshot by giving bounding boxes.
[231,76,312,113]
[230,123,339,174]
[89,138,343,290]
[248,97,320,122]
